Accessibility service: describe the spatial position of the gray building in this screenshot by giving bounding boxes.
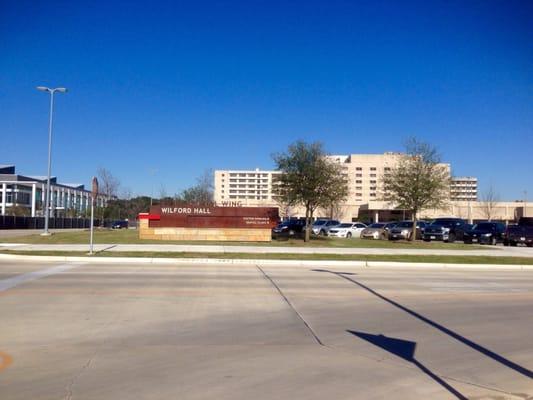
[0,164,108,217]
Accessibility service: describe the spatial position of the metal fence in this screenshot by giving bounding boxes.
[0,216,104,230]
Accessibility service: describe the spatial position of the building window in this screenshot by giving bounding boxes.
[356,180,362,184]
[370,193,376,197]
[355,193,362,197]
[356,173,362,177]
[370,180,376,184]
[370,167,376,171]
[355,186,362,190]
[370,174,377,177]
[355,167,362,171]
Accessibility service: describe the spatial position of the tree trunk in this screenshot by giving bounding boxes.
[411,209,417,242]
[304,207,311,242]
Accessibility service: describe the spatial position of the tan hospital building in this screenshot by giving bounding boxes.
[214,153,530,223]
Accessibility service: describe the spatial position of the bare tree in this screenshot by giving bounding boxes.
[381,138,450,241]
[97,167,120,199]
[176,169,214,204]
[120,187,132,200]
[275,198,294,219]
[97,167,120,224]
[481,185,499,221]
[320,201,347,220]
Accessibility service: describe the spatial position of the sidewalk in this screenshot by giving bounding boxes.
[1,242,533,257]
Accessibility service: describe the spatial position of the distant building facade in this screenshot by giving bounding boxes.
[213,153,529,223]
[450,177,478,201]
[214,169,281,206]
[0,164,109,217]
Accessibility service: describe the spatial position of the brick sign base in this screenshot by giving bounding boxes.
[138,204,279,242]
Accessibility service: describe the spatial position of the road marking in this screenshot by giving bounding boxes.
[257,265,324,346]
[0,263,85,293]
[0,351,13,371]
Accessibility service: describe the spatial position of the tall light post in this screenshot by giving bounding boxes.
[36,86,68,236]
[525,190,528,218]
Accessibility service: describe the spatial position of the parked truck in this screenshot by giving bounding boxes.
[504,217,533,247]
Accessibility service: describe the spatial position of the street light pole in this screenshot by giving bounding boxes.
[37,86,67,236]
[525,190,528,218]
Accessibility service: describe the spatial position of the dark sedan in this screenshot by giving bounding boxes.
[272,219,306,239]
[463,222,506,245]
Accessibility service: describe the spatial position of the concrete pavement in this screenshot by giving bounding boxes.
[0,259,531,399]
[1,242,533,257]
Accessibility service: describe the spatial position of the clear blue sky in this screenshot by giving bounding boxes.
[1,0,531,200]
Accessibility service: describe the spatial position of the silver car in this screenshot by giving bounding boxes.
[312,219,340,236]
[388,221,427,240]
[360,223,389,240]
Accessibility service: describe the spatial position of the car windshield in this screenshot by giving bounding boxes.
[369,223,385,228]
[396,221,413,228]
[313,220,327,226]
[473,223,494,230]
[431,220,456,227]
[338,223,352,228]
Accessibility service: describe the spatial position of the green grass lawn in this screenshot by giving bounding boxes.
[0,249,530,265]
[0,228,492,250]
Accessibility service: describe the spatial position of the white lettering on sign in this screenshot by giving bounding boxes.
[218,201,243,207]
[242,216,270,225]
[161,207,212,215]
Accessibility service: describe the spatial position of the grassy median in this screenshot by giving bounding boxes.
[1,249,531,265]
[0,228,490,250]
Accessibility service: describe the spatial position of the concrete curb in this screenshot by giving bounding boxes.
[1,253,532,270]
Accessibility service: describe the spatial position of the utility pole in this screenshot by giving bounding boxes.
[525,190,528,218]
[36,86,67,236]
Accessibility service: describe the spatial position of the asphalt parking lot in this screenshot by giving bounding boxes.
[0,260,532,399]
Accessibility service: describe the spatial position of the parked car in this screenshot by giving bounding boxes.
[360,223,388,240]
[463,222,506,245]
[383,222,399,236]
[388,221,428,240]
[111,220,128,229]
[272,219,306,239]
[504,217,533,247]
[423,218,468,243]
[328,222,367,238]
[312,219,341,236]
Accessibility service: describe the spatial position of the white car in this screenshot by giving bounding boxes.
[328,222,367,238]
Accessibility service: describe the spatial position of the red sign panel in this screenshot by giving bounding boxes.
[148,205,279,229]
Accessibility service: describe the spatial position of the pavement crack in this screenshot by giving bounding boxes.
[256,265,324,346]
[64,351,97,400]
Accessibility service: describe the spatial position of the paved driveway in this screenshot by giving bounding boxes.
[0,260,532,399]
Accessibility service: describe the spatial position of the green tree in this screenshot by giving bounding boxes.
[273,140,348,242]
[381,138,450,241]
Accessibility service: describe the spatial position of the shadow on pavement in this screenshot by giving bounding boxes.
[348,331,467,400]
[314,269,533,379]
